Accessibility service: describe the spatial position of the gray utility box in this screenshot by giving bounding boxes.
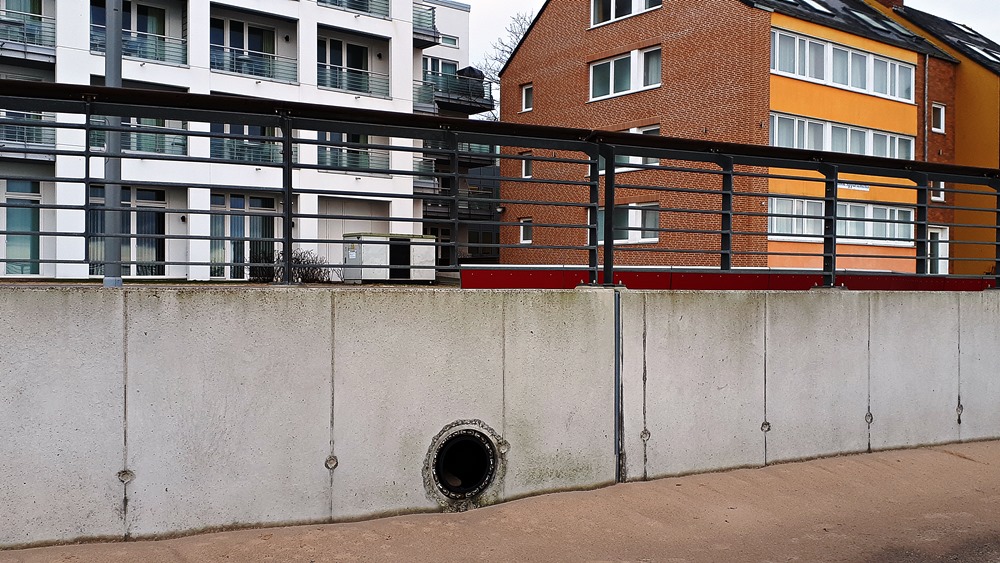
[342,233,436,283]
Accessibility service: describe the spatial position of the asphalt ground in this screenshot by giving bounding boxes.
[4,441,1000,562]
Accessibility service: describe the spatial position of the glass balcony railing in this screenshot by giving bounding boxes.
[90,25,188,65]
[210,45,297,83]
[421,71,490,101]
[211,138,285,163]
[318,147,390,171]
[317,0,390,19]
[317,64,390,98]
[0,9,55,48]
[0,111,56,146]
[413,3,436,32]
[89,118,187,156]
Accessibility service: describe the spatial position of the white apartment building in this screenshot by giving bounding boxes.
[0,0,491,280]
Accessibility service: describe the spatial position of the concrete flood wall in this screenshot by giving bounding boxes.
[2,287,1000,548]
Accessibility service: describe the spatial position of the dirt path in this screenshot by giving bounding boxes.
[5,441,1000,562]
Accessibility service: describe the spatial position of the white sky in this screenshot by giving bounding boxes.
[467,0,1000,65]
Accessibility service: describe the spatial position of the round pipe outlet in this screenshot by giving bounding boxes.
[423,419,506,510]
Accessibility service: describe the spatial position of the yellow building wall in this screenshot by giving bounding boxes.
[768,13,921,272]
[861,0,1000,275]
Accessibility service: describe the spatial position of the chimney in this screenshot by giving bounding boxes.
[872,0,904,9]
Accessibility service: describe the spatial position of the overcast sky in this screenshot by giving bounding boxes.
[467,0,1000,66]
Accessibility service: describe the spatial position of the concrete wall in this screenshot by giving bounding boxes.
[2,287,999,548]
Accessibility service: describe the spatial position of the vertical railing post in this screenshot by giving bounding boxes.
[281,111,294,284]
[820,164,839,287]
[83,98,94,268]
[446,131,460,270]
[599,143,616,286]
[914,172,929,275]
[719,156,735,271]
[103,0,123,287]
[587,144,600,285]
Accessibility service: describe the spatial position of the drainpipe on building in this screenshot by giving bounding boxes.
[924,53,930,162]
[103,0,124,287]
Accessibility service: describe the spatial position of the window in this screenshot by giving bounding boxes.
[521,83,533,112]
[835,202,913,243]
[799,0,832,14]
[3,180,40,275]
[595,203,659,243]
[962,42,1000,63]
[849,9,889,32]
[87,186,167,276]
[591,0,660,26]
[440,34,458,47]
[519,218,533,244]
[770,113,914,160]
[927,227,949,275]
[771,29,914,102]
[318,37,378,95]
[211,193,277,280]
[210,17,276,78]
[590,47,661,100]
[769,197,823,238]
[599,125,661,172]
[932,104,946,134]
[521,152,533,178]
[423,56,458,81]
[931,181,946,202]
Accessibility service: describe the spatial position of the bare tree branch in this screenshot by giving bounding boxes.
[475,12,534,121]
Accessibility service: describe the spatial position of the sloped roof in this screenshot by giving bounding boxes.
[897,6,1000,76]
[499,0,955,78]
[745,0,954,60]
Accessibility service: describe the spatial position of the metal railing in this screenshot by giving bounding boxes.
[413,3,436,32]
[317,63,390,98]
[418,71,494,106]
[0,80,998,290]
[90,25,188,65]
[0,9,55,48]
[318,0,390,19]
[0,111,55,146]
[210,45,297,83]
[90,118,187,156]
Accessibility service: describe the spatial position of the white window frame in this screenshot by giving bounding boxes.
[835,202,914,246]
[519,218,533,244]
[440,34,458,47]
[770,28,915,103]
[520,152,532,178]
[770,112,915,160]
[589,47,661,102]
[931,103,946,134]
[596,203,659,245]
[598,125,661,174]
[768,197,824,242]
[931,180,946,202]
[926,226,949,275]
[521,83,533,112]
[590,0,661,28]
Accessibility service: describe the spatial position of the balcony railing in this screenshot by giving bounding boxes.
[210,46,297,83]
[317,63,390,98]
[318,0,390,18]
[0,111,55,146]
[90,25,188,65]
[211,138,283,163]
[416,71,495,114]
[318,147,391,171]
[89,119,188,156]
[413,3,436,31]
[0,9,55,48]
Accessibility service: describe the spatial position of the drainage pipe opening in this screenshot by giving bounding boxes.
[433,429,497,499]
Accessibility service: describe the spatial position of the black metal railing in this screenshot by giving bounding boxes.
[0,80,998,290]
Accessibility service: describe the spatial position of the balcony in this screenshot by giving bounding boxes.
[414,70,495,116]
[412,3,440,48]
[0,111,55,157]
[89,119,188,156]
[317,0,390,19]
[424,139,496,168]
[318,146,390,172]
[90,25,188,66]
[210,46,297,83]
[211,138,286,164]
[413,156,438,191]
[0,8,55,59]
[317,63,390,98]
